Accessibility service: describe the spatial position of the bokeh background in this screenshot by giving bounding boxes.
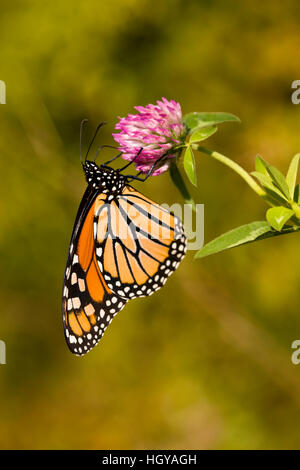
[1,0,300,450]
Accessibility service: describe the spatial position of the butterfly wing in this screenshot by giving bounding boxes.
[62,189,127,355]
[94,185,186,299]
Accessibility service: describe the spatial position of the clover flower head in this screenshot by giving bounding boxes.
[113,98,186,175]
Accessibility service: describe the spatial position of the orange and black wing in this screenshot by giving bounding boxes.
[62,188,127,355]
[94,185,186,299]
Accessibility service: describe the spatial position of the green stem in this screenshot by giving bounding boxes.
[290,200,300,220]
[195,145,267,198]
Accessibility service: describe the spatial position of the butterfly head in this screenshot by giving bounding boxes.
[83,160,126,194]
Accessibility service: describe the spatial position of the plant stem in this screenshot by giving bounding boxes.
[290,201,300,220]
[195,145,267,198]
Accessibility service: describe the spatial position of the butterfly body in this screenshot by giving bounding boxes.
[63,157,186,356]
[83,160,126,196]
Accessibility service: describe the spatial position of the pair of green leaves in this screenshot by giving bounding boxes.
[195,154,300,259]
[170,112,240,211]
[182,112,240,187]
[252,154,300,231]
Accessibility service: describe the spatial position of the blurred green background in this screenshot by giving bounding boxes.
[1,0,300,450]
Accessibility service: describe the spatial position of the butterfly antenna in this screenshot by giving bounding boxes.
[80,119,88,165]
[85,121,107,162]
[94,145,119,163]
[118,148,143,172]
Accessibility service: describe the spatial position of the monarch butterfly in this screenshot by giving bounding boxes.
[62,121,186,355]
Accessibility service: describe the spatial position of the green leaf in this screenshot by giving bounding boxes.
[253,156,290,199]
[286,153,300,198]
[183,146,197,186]
[266,164,290,199]
[183,112,240,133]
[189,126,217,143]
[262,188,290,206]
[195,221,271,258]
[256,225,300,239]
[294,184,300,203]
[255,155,269,175]
[251,171,288,201]
[169,162,197,211]
[195,221,300,259]
[266,206,295,231]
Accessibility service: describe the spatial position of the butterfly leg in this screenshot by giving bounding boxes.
[118,148,143,172]
[126,152,169,181]
[95,149,122,165]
